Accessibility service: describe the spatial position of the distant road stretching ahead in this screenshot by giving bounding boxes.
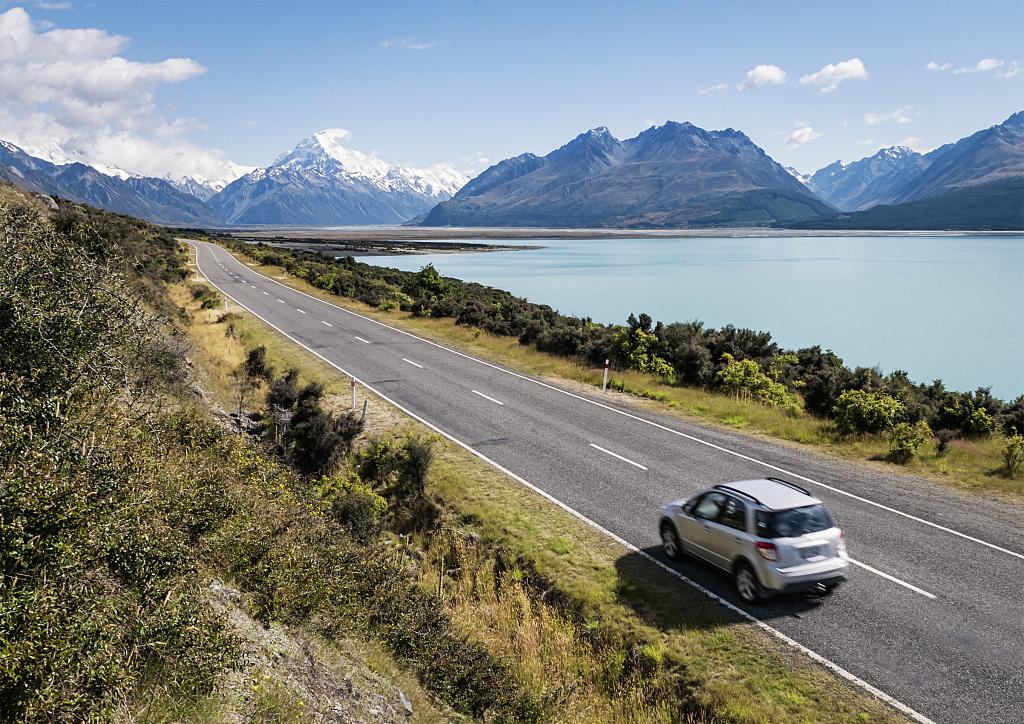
[190,240,1024,724]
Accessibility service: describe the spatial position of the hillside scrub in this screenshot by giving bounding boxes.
[0,194,538,721]
[224,240,1024,461]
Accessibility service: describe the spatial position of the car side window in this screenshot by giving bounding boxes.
[692,492,726,521]
[718,496,748,532]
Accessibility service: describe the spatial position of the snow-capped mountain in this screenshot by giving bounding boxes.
[807,145,928,211]
[0,138,219,225]
[209,129,467,225]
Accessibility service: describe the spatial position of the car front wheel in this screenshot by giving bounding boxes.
[660,521,682,561]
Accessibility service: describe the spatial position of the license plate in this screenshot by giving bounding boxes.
[800,546,823,560]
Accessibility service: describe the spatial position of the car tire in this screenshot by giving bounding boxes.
[734,561,764,605]
[660,521,683,561]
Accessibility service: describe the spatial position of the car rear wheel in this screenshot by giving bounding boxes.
[660,521,682,561]
[734,562,764,605]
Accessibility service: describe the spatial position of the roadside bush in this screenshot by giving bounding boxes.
[284,396,364,476]
[888,421,933,463]
[190,283,221,309]
[832,389,905,436]
[244,344,274,381]
[1002,433,1024,477]
[716,353,801,413]
[935,429,958,456]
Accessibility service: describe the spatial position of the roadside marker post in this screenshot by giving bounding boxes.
[602,359,609,391]
[361,399,368,422]
[351,377,356,410]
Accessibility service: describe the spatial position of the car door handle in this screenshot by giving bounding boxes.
[733,537,743,543]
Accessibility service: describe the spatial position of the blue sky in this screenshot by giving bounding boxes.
[2,0,1021,182]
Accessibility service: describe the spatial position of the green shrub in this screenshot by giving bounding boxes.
[1002,433,1024,477]
[889,421,933,463]
[717,353,801,413]
[320,476,388,542]
[832,389,905,435]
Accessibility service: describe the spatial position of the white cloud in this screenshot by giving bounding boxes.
[864,105,916,125]
[785,126,823,149]
[952,57,1020,77]
[696,82,729,94]
[857,138,876,146]
[0,7,246,184]
[799,58,868,92]
[379,37,438,51]
[738,64,786,90]
[926,61,951,71]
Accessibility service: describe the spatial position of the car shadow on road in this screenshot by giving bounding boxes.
[613,545,833,632]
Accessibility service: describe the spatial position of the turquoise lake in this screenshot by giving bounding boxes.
[358,235,1024,400]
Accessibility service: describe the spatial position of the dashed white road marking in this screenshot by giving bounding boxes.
[321,320,333,327]
[589,443,648,471]
[354,336,370,344]
[402,358,423,369]
[262,291,269,295]
[848,557,937,599]
[295,308,307,314]
[471,390,504,406]
[277,299,285,303]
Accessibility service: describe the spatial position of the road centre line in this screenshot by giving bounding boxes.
[589,443,648,470]
[402,358,424,368]
[188,244,933,724]
[201,244,1024,563]
[472,389,504,405]
[847,557,937,599]
[354,336,370,344]
[321,320,333,327]
[295,308,306,314]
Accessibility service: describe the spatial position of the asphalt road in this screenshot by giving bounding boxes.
[191,240,1023,724]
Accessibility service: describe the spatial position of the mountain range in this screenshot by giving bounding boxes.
[0,131,466,227]
[419,123,834,228]
[1,112,1021,229]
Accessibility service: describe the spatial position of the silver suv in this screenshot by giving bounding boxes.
[658,478,848,604]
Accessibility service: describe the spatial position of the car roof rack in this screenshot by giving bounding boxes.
[765,477,811,496]
[713,484,762,506]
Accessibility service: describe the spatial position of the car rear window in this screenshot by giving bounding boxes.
[756,505,834,538]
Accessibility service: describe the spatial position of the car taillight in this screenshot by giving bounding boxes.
[755,541,778,561]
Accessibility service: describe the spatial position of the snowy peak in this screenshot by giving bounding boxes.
[267,129,466,198]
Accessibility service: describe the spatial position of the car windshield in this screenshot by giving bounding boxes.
[756,505,833,538]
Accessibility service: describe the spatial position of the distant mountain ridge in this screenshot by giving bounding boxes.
[808,111,1024,212]
[0,139,219,225]
[420,121,834,228]
[800,111,1024,228]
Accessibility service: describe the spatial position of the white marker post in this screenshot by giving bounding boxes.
[602,359,610,391]
[351,376,356,410]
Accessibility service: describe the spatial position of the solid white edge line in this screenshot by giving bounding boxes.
[321,320,333,327]
[589,442,648,470]
[196,241,1023,564]
[471,389,504,406]
[847,557,937,599]
[402,358,424,369]
[354,336,370,344]
[187,241,936,724]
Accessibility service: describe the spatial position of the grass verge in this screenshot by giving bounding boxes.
[183,250,907,722]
